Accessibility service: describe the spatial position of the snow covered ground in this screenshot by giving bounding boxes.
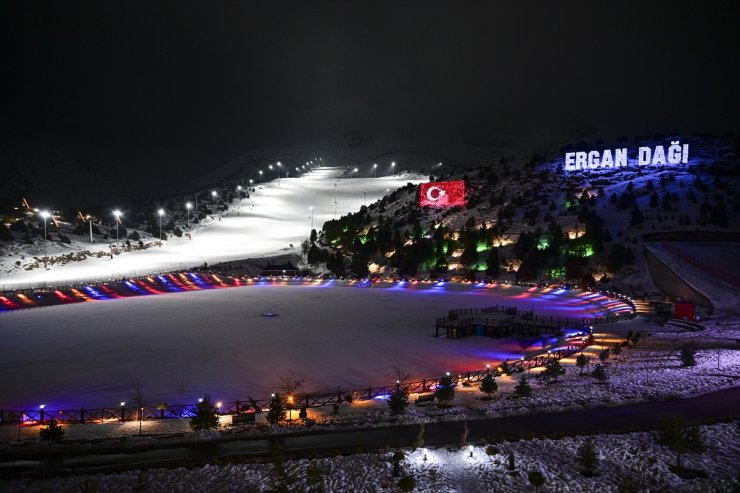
[0,167,426,290]
[0,282,628,410]
[3,421,738,492]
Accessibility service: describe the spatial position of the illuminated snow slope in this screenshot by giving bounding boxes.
[0,283,629,409]
[0,168,426,289]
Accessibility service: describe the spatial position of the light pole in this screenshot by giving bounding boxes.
[310,206,314,231]
[157,209,165,243]
[249,179,254,186]
[39,210,50,269]
[259,170,263,183]
[391,161,396,176]
[269,164,274,180]
[113,210,122,245]
[186,202,192,227]
[353,167,358,177]
[373,163,377,178]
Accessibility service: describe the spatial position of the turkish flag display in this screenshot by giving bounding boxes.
[419,180,466,208]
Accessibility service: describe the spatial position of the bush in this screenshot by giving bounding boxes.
[528,470,545,490]
[486,445,499,455]
[190,394,220,431]
[680,342,697,367]
[39,419,65,442]
[397,475,416,492]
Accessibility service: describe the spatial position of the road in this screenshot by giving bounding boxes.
[1,386,738,477]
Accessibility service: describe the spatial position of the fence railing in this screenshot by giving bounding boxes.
[0,339,590,427]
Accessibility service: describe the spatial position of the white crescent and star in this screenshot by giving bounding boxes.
[426,186,446,202]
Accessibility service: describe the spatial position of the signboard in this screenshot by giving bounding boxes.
[564,141,689,172]
[420,180,466,208]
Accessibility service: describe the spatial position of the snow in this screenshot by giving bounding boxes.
[0,167,427,290]
[2,421,738,492]
[0,282,628,410]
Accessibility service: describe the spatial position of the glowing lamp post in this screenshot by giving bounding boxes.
[39,404,46,424]
[373,163,377,178]
[287,394,294,421]
[249,179,254,186]
[391,161,396,176]
[157,209,165,242]
[259,170,263,183]
[120,401,126,422]
[39,210,50,269]
[112,210,122,245]
[269,164,274,180]
[186,202,192,227]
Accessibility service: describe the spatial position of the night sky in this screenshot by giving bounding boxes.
[2,1,739,185]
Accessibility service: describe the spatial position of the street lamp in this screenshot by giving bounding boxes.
[391,161,396,176]
[352,167,358,177]
[112,210,122,244]
[373,163,377,178]
[249,179,254,185]
[39,210,50,268]
[211,190,217,200]
[259,170,263,183]
[269,164,274,180]
[186,202,192,227]
[157,209,165,242]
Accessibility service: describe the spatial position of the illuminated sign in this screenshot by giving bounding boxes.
[420,180,466,208]
[564,141,689,172]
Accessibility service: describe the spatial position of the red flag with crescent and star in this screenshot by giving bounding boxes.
[419,180,466,208]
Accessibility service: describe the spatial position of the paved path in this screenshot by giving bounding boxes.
[1,386,738,477]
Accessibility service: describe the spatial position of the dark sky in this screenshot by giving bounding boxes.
[3,1,739,180]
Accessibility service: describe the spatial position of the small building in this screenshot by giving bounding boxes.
[674,300,696,321]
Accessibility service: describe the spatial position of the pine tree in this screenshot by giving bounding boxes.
[591,363,608,382]
[388,385,409,414]
[479,373,498,400]
[576,353,590,375]
[267,394,285,425]
[599,348,610,363]
[500,361,512,376]
[190,394,220,431]
[39,419,65,442]
[514,375,533,397]
[656,419,705,471]
[680,342,698,366]
[541,359,565,381]
[612,344,622,359]
[507,451,516,470]
[435,374,455,405]
[577,439,599,475]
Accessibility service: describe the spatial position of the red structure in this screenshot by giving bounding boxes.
[674,300,696,321]
[419,180,466,208]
